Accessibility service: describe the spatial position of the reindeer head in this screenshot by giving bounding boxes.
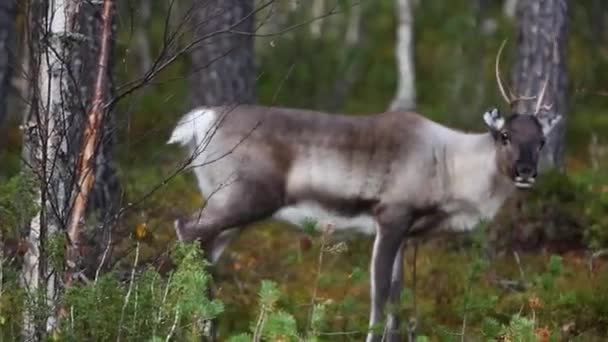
[484,40,562,189]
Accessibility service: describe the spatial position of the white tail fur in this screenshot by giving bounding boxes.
[167,108,216,146]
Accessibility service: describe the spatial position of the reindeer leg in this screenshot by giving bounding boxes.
[385,241,405,341]
[208,228,240,264]
[174,180,283,341]
[367,205,411,342]
[175,179,284,245]
[196,227,241,340]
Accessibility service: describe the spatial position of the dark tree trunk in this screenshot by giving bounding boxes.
[0,1,15,130]
[513,0,568,170]
[68,2,121,219]
[189,0,256,106]
[67,1,121,275]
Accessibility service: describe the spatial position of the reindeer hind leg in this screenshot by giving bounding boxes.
[175,178,284,246]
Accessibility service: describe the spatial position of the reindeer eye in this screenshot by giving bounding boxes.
[500,131,510,145]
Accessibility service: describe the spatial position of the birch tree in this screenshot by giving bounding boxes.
[390,0,416,111]
[21,0,77,337]
[310,0,325,37]
[503,0,518,18]
[21,0,118,337]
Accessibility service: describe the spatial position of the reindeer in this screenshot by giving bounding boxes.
[167,42,561,341]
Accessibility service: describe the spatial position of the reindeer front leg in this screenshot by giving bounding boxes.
[386,242,405,341]
[367,206,411,342]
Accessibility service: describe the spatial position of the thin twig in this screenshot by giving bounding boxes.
[132,282,139,334]
[165,308,180,342]
[318,330,363,336]
[94,228,112,283]
[513,251,526,280]
[153,273,173,338]
[252,306,268,342]
[70,306,74,335]
[117,242,140,342]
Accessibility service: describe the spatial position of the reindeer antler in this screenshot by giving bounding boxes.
[495,39,538,107]
[533,74,552,116]
[495,39,512,105]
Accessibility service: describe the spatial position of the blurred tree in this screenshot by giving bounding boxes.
[189,0,256,107]
[310,0,325,38]
[590,0,607,44]
[390,0,416,111]
[512,0,568,170]
[327,2,365,112]
[0,1,15,131]
[134,0,152,76]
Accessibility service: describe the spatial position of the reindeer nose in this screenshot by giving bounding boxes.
[515,164,536,179]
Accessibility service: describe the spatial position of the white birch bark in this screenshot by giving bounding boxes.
[310,0,325,37]
[21,0,74,338]
[345,2,361,47]
[503,0,518,18]
[390,0,416,111]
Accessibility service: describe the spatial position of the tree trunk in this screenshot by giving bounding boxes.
[21,0,120,336]
[590,0,606,44]
[61,0,120,278]
[390,0,416,111]
[69,0,121,221]
[66,0,115,285]
[134,0,152,76]
[21,0,77,338]
[327,2,365,112]
[310,0,325,38]
[0,1,15,131]
[512,0,568,170]
[189,0,256,107]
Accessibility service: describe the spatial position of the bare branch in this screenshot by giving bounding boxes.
[117,242,140,341]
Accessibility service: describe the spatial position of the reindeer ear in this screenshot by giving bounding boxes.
[483,108,505,132]
[541,115,562,136]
